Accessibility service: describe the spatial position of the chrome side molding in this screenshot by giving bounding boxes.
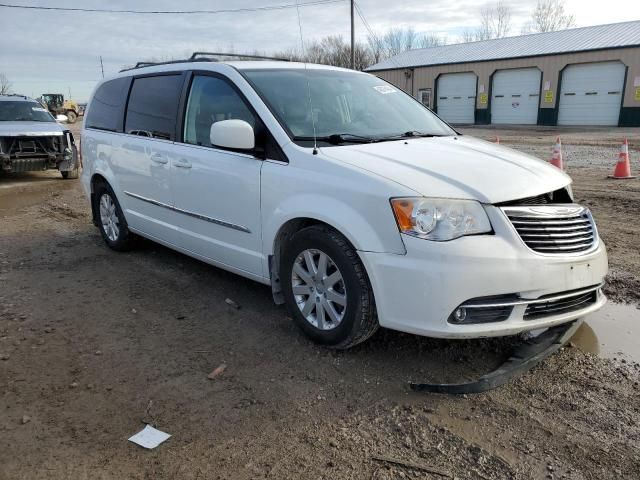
[123,191,251,234]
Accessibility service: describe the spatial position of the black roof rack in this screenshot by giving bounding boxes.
[0,93,30,100]
[189,52,289,62]
[120,51,289,72]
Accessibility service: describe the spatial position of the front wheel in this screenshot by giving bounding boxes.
[281,225,378,349]
[94,182,135,251]
[65,110,77,123]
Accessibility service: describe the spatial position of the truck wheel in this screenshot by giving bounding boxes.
[65,110,77,123]
[281,225,378,349]
[61,167,79,179]
[94,182,135,251]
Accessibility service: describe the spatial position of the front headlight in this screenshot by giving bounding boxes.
[390,197,492,241]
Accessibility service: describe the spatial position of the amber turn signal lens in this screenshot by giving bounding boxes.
[390,198,414,232]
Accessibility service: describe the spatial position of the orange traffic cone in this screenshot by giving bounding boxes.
[550,137,563,170]
[608,138,636,179]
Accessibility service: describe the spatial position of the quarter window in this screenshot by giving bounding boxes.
[125,74,183,140]
[85,77,130,132]
[183,76,256,147]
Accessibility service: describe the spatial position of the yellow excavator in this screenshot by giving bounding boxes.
[38,93,81,124]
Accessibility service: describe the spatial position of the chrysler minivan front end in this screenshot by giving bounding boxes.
[359,197,607,338]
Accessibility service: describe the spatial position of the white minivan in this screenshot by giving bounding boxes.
[81,56,608,349]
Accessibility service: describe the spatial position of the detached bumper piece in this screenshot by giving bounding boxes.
[409,320,581,394]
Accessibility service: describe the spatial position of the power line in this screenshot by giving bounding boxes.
[0,0,345,14]
[354,2,405,68]
[353,1,403,70]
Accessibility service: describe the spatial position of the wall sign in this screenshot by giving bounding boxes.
[635,87,640,102]
[479,93,488,104]
[544,90,554,103]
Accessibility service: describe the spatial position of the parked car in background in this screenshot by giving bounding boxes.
[81,56,608,349]
[0,94,79,178]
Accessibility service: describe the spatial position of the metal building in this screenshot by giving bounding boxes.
[366,21,640,127]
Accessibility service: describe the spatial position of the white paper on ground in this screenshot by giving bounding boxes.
[128,425,171,449]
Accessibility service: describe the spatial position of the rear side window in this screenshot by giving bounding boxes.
[125,74,183,140]
[85,77,130,132]
[183,75,256,147]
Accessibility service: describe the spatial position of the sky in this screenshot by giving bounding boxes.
[1,0,639,102]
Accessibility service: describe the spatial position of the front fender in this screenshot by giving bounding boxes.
[263,193,407,256]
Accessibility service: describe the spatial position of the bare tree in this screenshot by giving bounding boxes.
[367,32,385,64]
[276,35,372,70]
[464,1,512,42]
[382,27,418,57]
[461,29,477,43]
[0,73,12,95]
[366,27,445,62]
[528,0,576,32]
[416,34,446,49]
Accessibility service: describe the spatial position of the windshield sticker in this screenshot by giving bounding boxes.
[373,85,397,94]
[32,107,48,112]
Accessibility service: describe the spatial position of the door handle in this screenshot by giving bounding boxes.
[150,153,168,164]
[174,159,192,169]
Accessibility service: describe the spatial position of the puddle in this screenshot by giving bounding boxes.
[571,302,640,363]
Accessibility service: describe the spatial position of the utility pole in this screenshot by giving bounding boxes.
[100,56,105,78]
[350,0,355,69]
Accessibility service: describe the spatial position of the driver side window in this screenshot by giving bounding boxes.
[183,75,256,147]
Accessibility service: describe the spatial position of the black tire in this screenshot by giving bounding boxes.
[61,166,79,180]
[94,182,135,251]
[65,110,77,124]
[281,225,378,349]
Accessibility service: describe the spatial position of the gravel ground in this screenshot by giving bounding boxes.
[0,123,639,479]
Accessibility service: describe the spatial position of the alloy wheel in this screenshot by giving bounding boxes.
[99,193,120,242]
[291,249,347,330]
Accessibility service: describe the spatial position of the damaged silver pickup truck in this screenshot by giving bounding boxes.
[0,94,79,179]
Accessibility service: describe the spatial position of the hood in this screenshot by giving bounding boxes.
[0,121,65,137]
[321,135,571,204]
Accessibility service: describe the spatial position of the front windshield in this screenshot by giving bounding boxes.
[0,101,55,122]
[243,68,455,142]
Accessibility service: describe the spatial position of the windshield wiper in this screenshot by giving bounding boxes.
[375,131,448,142]
[293,133,376,145]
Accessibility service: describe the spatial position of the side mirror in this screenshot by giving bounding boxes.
[56,114,69,123]
[210,120,255,151]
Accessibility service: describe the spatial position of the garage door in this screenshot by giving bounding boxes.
[558,62,626,126]
[436,73,476,124]
[491,68,541,125]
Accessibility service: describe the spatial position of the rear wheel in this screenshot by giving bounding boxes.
[94,182,135,251]
[281,225,378,349]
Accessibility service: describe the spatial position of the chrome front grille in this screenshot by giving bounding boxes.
[502,205,597,254]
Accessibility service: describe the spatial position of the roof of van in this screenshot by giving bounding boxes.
[116,60,356,76]
[0,94,36,102]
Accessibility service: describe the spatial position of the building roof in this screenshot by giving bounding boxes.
[366,20,640,71]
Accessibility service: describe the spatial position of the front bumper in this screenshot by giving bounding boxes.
[0,132,76,173]
[358,207,608,339]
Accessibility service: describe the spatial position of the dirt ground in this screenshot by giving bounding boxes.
[1,124,639,479]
